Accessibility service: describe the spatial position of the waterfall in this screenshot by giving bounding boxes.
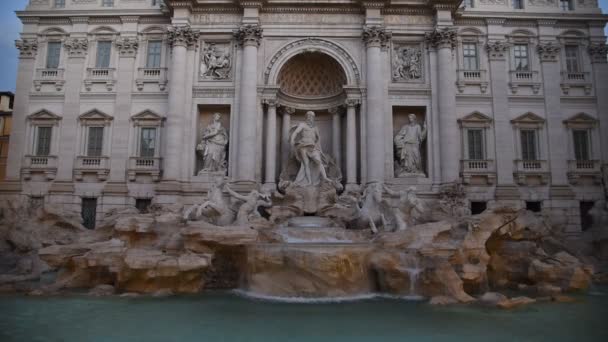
[399,253,422,296]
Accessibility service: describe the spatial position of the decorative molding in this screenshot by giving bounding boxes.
[15,39,38,58]
[563,112,598,128]
[537,42,561,62]
[115,37,139,57]
[167,25,200,48]
[485,40,511,60]
[588,42,607,64]
[264,38,361,85]
[424,27,457,50]
[78,109,113,126]
[362,26,391,48]
[63,38,89,58]
[233,24,263,47]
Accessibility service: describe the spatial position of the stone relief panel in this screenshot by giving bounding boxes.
[199,42,233,81]
[392,44,423,82]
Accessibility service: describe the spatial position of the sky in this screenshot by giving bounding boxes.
[0,0,606,92]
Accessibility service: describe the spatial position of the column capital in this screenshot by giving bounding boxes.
[234,24,263,47]
[167,25,200,48]
[15,39,38,59]
[588,42,608,64]
[281,106,295,116]
[362,26,391,48]
[115,37,139,58]
[424,27,457,50]
[263,98,278,107]
[64,38,89,58]
[345,98,361,107]
[537,41,561,63]
[328,106,346,115]
[485,40,511,61]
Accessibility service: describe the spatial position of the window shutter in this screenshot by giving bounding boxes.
[96,42,112,68]
[36,127,52,156]
[140,128,156,157]
[521,130,537,161]
[146,41,162,68]
[467,129,483,160]
[573,130,589,161]
[87,127,104,157]
[46,42,61,69]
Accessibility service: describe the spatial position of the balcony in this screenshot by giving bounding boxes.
[508,70,541,94]
[513,159,549,186]
[560,71,592,95]
[456,69,488,93]
[21,155,58,180]
[84,68,116,92]
[567,159,602,185]
[128,157,162,181]
[74,156,110,181]
[34,68,65,91]
[460,159,496,185]
[136,68,168,91]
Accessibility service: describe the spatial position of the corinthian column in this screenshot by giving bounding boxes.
[263,98,277,189]
[362,26,391,184]
[425,28,458,184]
[165,25,199,182]
[234,24,263,183]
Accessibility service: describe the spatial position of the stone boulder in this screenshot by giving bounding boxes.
[496,296,536,309]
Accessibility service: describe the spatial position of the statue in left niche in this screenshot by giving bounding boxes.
[200,43,232,80]
[197,113,229,174]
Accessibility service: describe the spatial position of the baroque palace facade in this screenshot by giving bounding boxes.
[2,0,607,232]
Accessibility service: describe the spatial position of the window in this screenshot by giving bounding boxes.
[560,0,573,10]
[87,127,104,157]
[146,40,162,68]
[467,129,484,160]
[513,44,529,71]
[46,42,61,69]
[572,129,590,161]
[526,201,542,213]
[95,41,112,68]
[580,201,594,231]
[470,201,487,215]
[463,0,474,7]
[54,0,65,8]
[512,0,523,9]
[102,0,114,7]
[520,129,538,160]
[81,198,97,229]
[36,126,52,156]
[140,127,156,157]
[564,45,580,73]
[462,43,479,71]
[136,198,152,213]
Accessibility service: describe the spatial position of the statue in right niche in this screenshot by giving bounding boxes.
[394,113,427,176]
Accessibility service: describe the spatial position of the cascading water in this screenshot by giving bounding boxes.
[398,253,422,297]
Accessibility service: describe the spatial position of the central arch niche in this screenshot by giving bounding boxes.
[277,52,347,99]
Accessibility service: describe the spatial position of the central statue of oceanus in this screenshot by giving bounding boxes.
[279,111,342,191]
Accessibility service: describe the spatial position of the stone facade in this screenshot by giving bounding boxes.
[2,0,607,234]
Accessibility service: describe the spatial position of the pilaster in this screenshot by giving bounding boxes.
[588,42,608,192]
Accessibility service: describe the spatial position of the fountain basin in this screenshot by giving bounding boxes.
[286,216,335,229]
[245,243,375,298]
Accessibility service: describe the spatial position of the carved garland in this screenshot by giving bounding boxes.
[167,25,200,48]
[115,37,139,57]
[64,38,89,57]
[264,38,361,85]
[537,42,561,62]
[15,39,38,58]
[588,42,607,63]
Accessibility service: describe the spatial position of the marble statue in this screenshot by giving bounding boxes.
[394,114,427,176]
[289,111,332,187]
[384,185,427,230]
[197,113,229,174]
[183,176,235,225]
[200,43,232,80]
[353,183,391,234]
[226,185,272,226]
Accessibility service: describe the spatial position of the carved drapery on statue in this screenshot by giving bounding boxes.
[197,113,229,174]
[394,114,427,176]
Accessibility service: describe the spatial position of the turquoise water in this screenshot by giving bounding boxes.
[1,291,607,342]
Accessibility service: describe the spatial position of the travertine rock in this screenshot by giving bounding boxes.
[496,296,536,309]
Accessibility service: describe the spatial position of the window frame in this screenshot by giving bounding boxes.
[513,44,530,72]
[462,42,479,71]
[512,0,524,9]
[35,126,53,157]
[130,110,165,159]
[77,110,113,158]
[54,0,66,8]
[95,40,113,69]
[146,40,163,69]
[86,126,105,157]
[519,129,539,161]
[46,41,62,69]
[101,0,115,7]
[26,110,62,158]
[560,0,573,11]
